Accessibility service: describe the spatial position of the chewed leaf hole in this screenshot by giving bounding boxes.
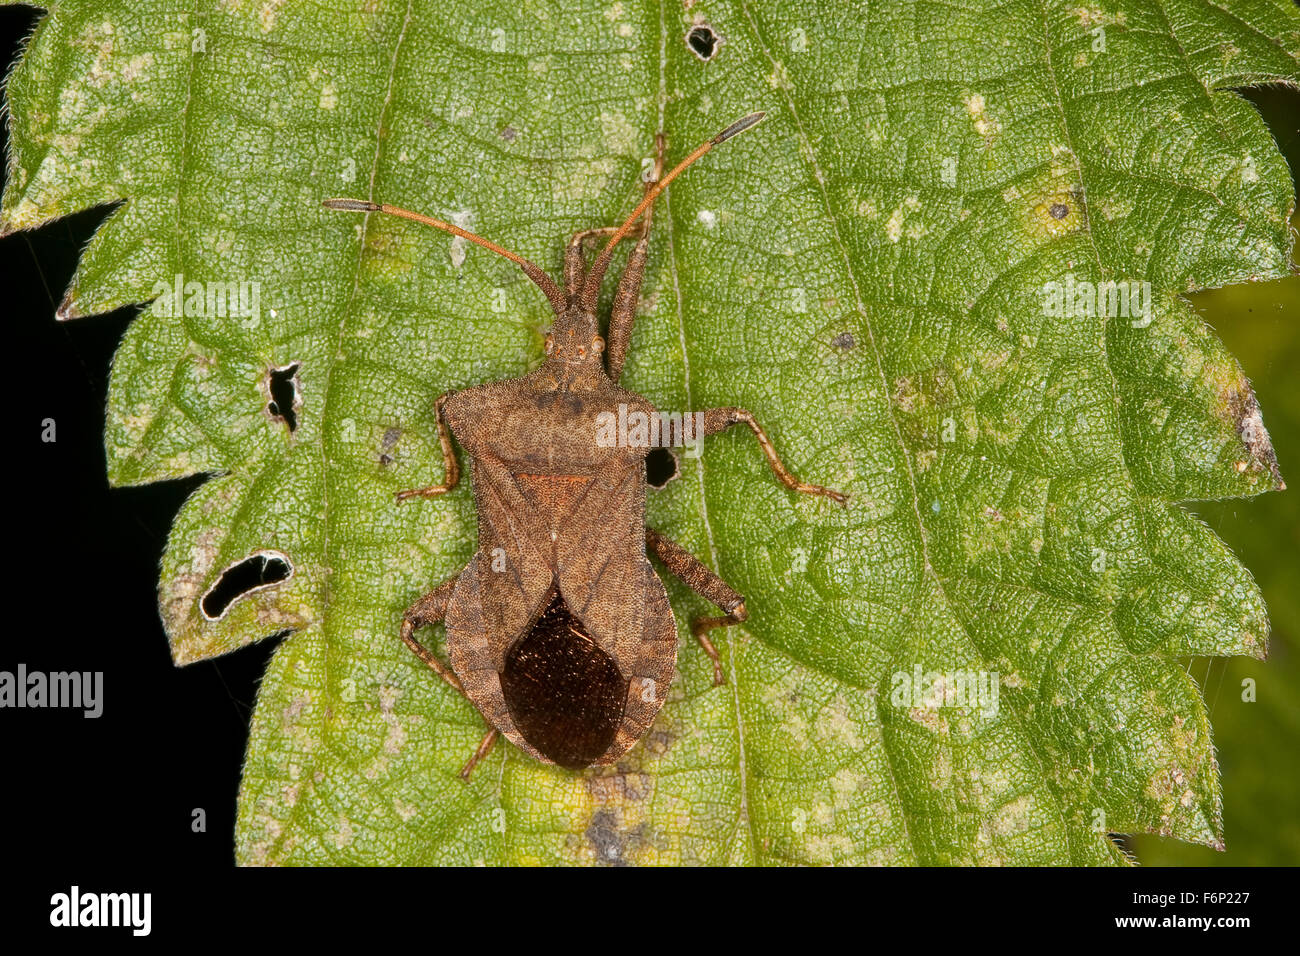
[645,447,679,489]
[267,362,301,431]
[686,25,720,61]
[202,550,293,620]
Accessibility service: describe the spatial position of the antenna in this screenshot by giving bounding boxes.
[580,111,766,311]
[321,198,566,313]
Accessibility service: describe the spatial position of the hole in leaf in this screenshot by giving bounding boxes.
[645,448,679,489]
[686,25,720,61]
[201,551,293,620]
[266,363,301,431]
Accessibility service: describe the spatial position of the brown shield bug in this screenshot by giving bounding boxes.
[324,112,846,778]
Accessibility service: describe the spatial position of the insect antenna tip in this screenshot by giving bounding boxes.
[712,111,766,144]
[322,198,380,212]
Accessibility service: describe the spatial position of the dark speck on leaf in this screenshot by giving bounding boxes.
[1049,203,1070,220]
[832,332,856,350]
[500,126,517,142]
[586,808,627,866]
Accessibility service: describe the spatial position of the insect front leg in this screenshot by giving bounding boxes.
[694,407,849,505]
[645,527,747,686]
[400,574,499,780]
[395,391,461,501]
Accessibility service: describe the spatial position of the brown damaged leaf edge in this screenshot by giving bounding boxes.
[1224,378,1284,490]
[323,112,848,779]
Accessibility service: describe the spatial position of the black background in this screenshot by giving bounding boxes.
[0,1,1290,936]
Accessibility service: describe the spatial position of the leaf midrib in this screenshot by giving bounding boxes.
[277,0,416,861]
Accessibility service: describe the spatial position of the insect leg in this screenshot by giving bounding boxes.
[400,575,464,694]
[395,392,460,501]
[694,407,848,505]
[645,527,747,686]
[459,729,500,781]
[401,574,501,781]
[606,135,666,383]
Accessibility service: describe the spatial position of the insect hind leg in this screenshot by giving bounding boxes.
[459,729,499,780]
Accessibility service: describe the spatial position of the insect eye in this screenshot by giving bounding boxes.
[592,337,605,353]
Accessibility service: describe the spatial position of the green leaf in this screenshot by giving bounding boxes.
[4,0,1295,865]
[1131,257,1300,866]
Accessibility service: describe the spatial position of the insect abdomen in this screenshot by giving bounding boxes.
[499,590,626,768]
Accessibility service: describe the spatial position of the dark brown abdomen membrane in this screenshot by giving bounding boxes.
[500,590,627,768]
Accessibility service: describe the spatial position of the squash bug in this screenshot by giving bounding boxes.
[324,112,846,778]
